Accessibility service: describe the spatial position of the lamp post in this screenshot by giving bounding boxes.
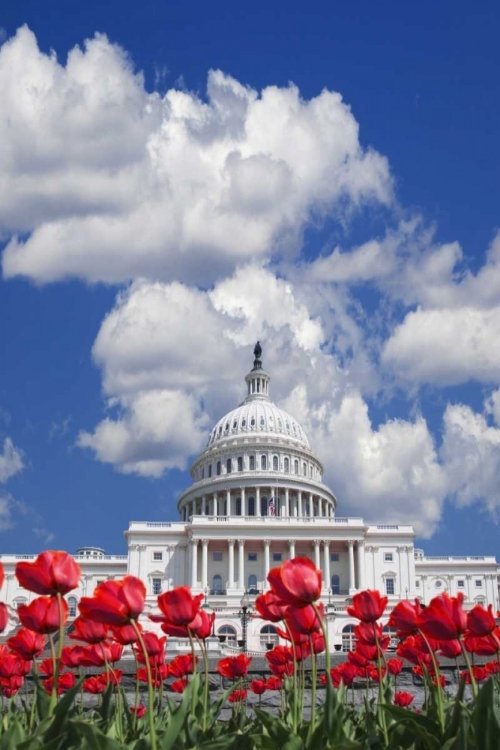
[238,592,251,653]
[326,589,338,650]
[201,587,216,637]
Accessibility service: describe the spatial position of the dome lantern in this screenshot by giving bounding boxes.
[245,341,270,401]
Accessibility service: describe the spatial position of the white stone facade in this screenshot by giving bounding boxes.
[0,348,498,652]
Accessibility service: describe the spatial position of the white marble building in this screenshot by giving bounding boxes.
[1,346,498,651]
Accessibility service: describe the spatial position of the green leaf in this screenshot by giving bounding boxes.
[471,677,500,750]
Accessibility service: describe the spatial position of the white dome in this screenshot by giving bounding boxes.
[208,398,310,450]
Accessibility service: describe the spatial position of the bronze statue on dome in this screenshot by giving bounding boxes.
[252,341,262,370]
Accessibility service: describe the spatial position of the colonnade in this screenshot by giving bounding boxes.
[182,487,334,521]
[188,537,365,593]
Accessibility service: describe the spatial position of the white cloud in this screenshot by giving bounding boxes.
[0,437,24,483]
[0,27,392,286]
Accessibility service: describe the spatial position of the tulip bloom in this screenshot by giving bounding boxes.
[189,610,216,639]
[255,591,289,623]
[18,596,68,634]
[111,622,142,645]
[265,676,283,690]
[61,645,90,669]
[0,603,8,634]
[250,678,267,695]
[216,654,252,679]
[130,704,147,717]
[83,675,107,694]
[79,576,146,626]
[438,639,462,659]
[268,558,322,607]
[286,603,324,635]
[0,651,31,678]
[8,628,45,660]
[464,633,498,656]
[387,657,404,676]
[228,689,247,703]
[418,593,467,641]
[265,645,294,677]
[152,587,204,626]
[467,604,497,637]
[16,551,80,596]
[70,616,109,644]
[346,590,388,623]
[394,691,414,707]
[0,675,23,698]
[388,599,422,637]
[134,633,166,666]
[168,653,198,678]
[170,678,189,694]
[43,672,76,695]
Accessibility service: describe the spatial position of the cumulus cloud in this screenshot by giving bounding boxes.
[0,26,392,286]
[0,437,24,483]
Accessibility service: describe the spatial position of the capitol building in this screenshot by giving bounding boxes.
[1,345,499,651]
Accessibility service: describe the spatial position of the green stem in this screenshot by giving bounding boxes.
[131,620,157,750]
[374,629,389,747]
[195,635,210,733]
[418,629,445,732]
[310,640,317,732]
[132,651,140,732]
[284,620,299,733]
[459,637,478,698]
[187,627,198,717]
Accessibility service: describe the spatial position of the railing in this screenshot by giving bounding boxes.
[417,555,496,563]
[192,515,363,525]
[0,554,128,562]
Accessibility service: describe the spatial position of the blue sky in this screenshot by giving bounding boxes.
[1,0,500,559]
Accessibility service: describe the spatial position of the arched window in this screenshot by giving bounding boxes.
[67,596,78,618]
[303,462,307,476]
[261,455,267,470]
[237,457,243,472]
[247,574,258,593]
[273,455,279,471]
[331,574,340,595]
[294,459,299,474]
[208,464,212,478]
[218,625,237,646]
[284,457,289,472]
[216,461,221,476]
[261,495,268,516]
[226,458,232,474]
[383,625,398,651]
[260,625,279,648]
[342,624,356,652]
[248,496,255,516]
[235,497,242,516]
[249,455,255,470]
[212,575,223,594]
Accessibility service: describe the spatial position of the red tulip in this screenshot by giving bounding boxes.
[39,658,56,676]
[387,657,404,676]
[216,654,252,679]
[0,651,30,678]
[61,645,90,668]
[354,621,388,645]
[18,596,68,634]
[485,660,500,675]
[354,642,379,662]
[346,590,388,623]
[250,678,267,695]
[0,675,23,697]
[111,622,142,645]
[255,591,289,623]
[265,645,294,677]
[347,650,370,668]
[438,639,462,659]
[137,664,168,687]
[8,628,45,660]
[170,678,189,693]
[418,593,467,641]
[464,632,499,656]
[285,603,324,635]
[265,676,283,690]
[396,635,433,667]
[134,632,166,666]
[268,558,322,607]
[79,576,146,626]
[388,599,422,636]
[152,587,204,626]
[44,671,76,695]
[338,662,358,685]
[0,603,8,634]
[70,617,109,644]
[16,551,80,596]
[130,704,147,717]
[394,691,414,707]
[168,653,198,678]
[83,675,107,694]
[467,604,497,637]
[189,610,216,639]
[228,688,247,703]
[0,562,4,590]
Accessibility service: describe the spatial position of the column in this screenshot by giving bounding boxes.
[202,496,207,515]
[213,493,218,516]
[298,491,303,517]
[228,540,235,589]
[309,493,313,517]
[241,487,246,517]
[347,541,355,592]
[201,539,209,590]
[256,487,261,517]
[264,539,271,581]
[323,541,330,589]
[238,540,245,589]
[190,539,198,588]
[285,488,290,517]
[226,489,231,517]
[357,541,366,590]
[289,539,296,559]
[313,540,320,570]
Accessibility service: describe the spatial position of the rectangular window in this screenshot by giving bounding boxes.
[385,578,395,595]
[152,578,162,596]
[153,551,163,561]
[248,553,258,562]
[273,552,282,562]
[213,551,223,562]
[475,579,482,588]
[330,553,339,562]
[415,580,420,588]
[384,552,393,562]
[457,580,465,588]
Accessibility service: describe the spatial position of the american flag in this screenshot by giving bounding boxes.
[269,496,275,516]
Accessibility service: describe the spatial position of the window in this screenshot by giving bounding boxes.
[284,457,289,472]
[384,552,393,562]
[342,624,356,652]
[153,552,163,561]
[213,551,223,562]
[330,553,339,562]
[385,578,395,595]
[212,574,223,594]
[201,467,205,479]
[261,496,268,516]
[237,457,243,472]
[273,552,282,562]
[235,497,241,515]
[233,420,238,429]
[226,458,232,474]
[216,461,221,476]
[248,552,258,562]
[247,574,258,593]
[218,625,237,646]
[261,455,267,470]
[152,578,162,596]
[273,455,279,471]
[475,579,482,588]
[457,580,465,588]
[67,596,78,618]
[302,462,307,476]
[415,580,420,588]
[208,464,212,478]
[248,496,255,516]
[294,460,299,474]
[260,625,279,648]
[331,574,340,595]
